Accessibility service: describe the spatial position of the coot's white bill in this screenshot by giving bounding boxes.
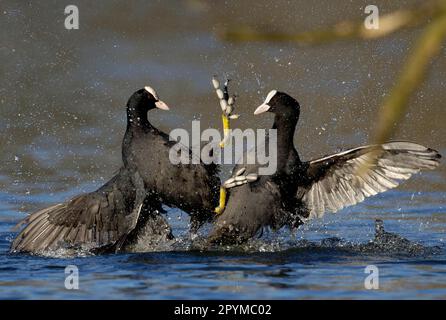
[155,100,169,110]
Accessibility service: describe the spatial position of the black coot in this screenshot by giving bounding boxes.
[208,90,441,245]
[121,86,221,231]
[11,87,174,253]
[12,86,222,253]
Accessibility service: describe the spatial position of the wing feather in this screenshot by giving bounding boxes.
[11,171,146,253]
[300,142,441,219]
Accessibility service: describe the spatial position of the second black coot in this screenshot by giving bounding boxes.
[208,90,441,245]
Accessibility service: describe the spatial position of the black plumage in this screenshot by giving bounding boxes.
[121,88,221,230]
[11,166,166,253]
[208,91,441,245]
[11,86,220,253]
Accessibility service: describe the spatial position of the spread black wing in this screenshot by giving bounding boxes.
[300,142,441,219]
[11,169,147,253]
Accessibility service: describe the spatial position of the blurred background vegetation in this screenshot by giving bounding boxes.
[219,0,446,145]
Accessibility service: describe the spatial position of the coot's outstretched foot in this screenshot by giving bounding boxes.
[211,76,239,148]
[212,76,245,215]
[211,77,260,215]
[214,168,259,215]
[222,168,259,189]
[211,158,262,221]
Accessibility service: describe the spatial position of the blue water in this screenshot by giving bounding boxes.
[1,185,446,299]
[1,0,446,300]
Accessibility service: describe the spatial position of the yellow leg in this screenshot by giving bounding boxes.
[219,114,230,148]
[215,114,230,214]
[214,187,227,215]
